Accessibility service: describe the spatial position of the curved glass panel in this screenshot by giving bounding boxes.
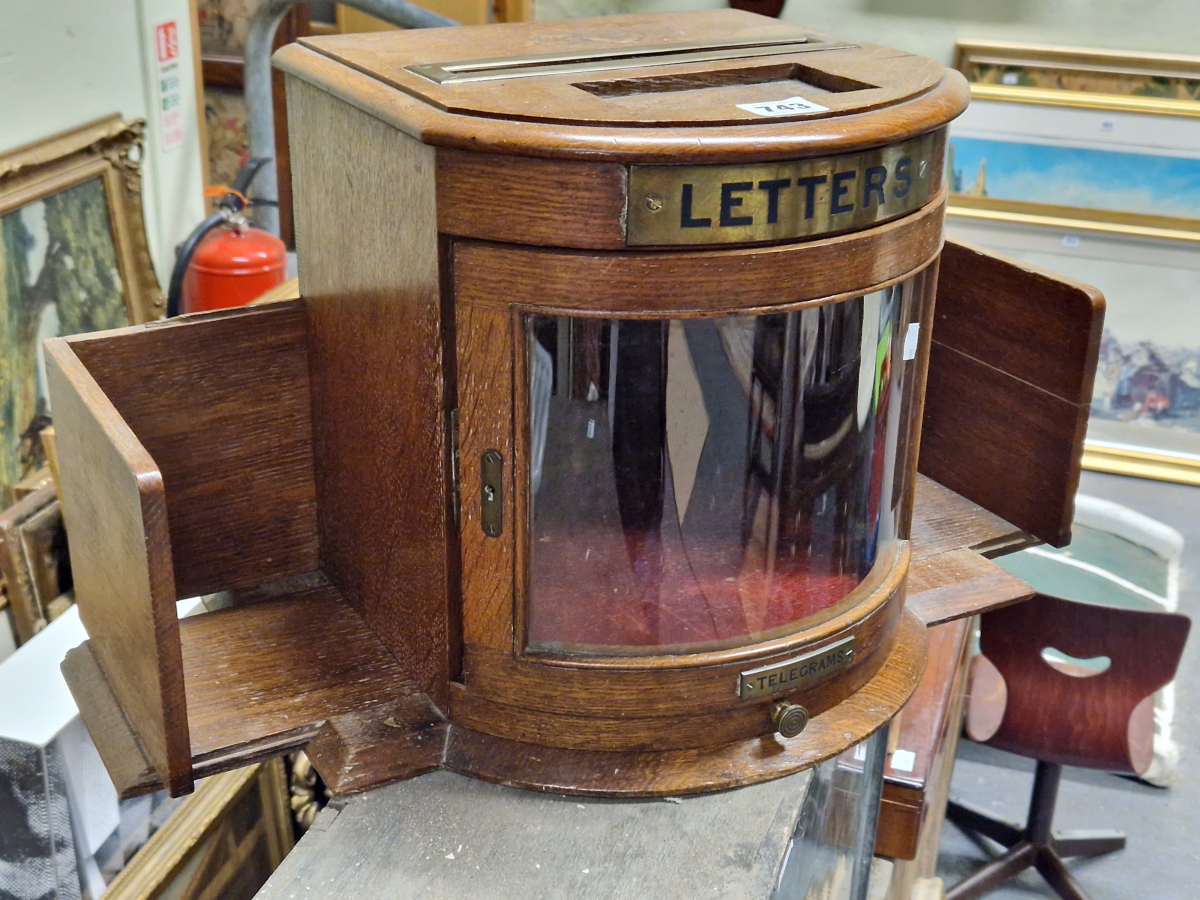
[526,281,915,654]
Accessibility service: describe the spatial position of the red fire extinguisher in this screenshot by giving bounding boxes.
[167,158,287,317]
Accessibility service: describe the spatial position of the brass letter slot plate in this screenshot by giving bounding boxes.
[738,637,855,700]
[628,133,935,246]
[406,37,855,84]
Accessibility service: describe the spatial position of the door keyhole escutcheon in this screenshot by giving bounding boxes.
[481,449,503,538]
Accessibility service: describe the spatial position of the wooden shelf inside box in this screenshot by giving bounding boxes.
[183,586,420,763]
[46,299,437,797]
[65,584,421,797]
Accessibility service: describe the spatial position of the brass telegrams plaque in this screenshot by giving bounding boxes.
[627,133,935,246]
[738,637,855,700]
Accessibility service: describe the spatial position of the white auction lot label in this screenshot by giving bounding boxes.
[737,96,830,117]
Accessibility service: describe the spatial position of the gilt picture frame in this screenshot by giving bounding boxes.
[0,484,58,643]
[948,41,1200,245]
[0,116,162,493]
[954,41,1200,106]
[102,759,294,900]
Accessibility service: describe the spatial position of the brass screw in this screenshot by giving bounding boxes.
[644,193,664,212]
[771,701,809,739]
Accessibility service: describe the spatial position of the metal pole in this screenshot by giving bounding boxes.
[245,0,458,235]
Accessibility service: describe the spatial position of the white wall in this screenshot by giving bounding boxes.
[535,0,1200,64]
[777,0,1200,66]
[0,0,206,285]
[537,0,723,21]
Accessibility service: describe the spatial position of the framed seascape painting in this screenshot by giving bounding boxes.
[0,116,162,494]
[947,42,1200,484]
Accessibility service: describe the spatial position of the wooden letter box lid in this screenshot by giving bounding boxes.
[274,9,969,163]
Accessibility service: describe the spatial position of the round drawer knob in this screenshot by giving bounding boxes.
[771,701,810,739]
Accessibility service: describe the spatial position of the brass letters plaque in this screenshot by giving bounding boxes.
[627,133,934,247]
[739,637,855,700]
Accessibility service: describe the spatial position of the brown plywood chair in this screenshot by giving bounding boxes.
[944,594,1190,900]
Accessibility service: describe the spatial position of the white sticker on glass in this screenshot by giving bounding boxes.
[903,323,920,361]
[891,749,916,772]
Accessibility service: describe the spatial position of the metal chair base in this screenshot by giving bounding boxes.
[944,762,1126,900]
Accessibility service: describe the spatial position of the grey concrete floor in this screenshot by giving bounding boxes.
[936,471,1200,898]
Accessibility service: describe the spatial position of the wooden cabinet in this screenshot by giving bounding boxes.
[48,10,1102,801]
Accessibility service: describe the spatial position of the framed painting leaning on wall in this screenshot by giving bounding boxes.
[945,80,1200,245]
[0,116,162,494]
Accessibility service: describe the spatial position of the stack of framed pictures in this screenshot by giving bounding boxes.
[947,42,1200,485]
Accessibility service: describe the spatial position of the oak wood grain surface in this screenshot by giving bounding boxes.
[444,609,926,796]
[919,240,1105,547]
[180,587,419,760]
[64,302,318,600]
[50,5,1104,805]
[304,696,448,795]
[274,11,971,164]
[905,474,1035,627]
[66,585,429,798]
[906,547,1032,627]
[436,150,628,250]
[61,642,157,796]
[449,626,894,751]
[45,339,192,795]
[908,474,1035,562]
[454,304,515,651]
[289,76,452,704]
[451,195,944,315]
[299,12,943,127]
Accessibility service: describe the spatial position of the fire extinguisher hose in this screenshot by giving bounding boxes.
[166,211,228,318]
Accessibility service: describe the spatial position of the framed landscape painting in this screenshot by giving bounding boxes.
[0,116,162,492]
[948,136,1200,229]
[947,93,1200,245]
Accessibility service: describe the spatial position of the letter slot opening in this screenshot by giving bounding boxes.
[574,63,877,99]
